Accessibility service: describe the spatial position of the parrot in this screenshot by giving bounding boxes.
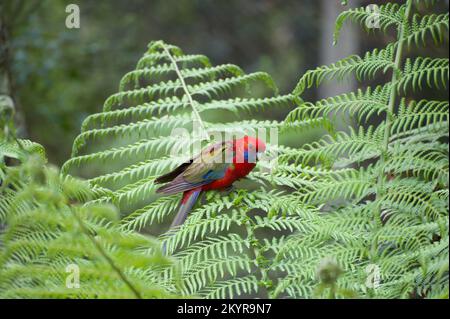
[155,135,266,253]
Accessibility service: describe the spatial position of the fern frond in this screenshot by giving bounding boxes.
[293,45,396,95]
[334,3,405,43]
[397,57,449,93]
[286,85,389,124]
[404,13,449,47]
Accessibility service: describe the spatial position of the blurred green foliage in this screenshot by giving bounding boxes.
[6,0,321,164]
[4,0,448,164]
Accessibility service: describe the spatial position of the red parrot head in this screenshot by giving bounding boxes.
[244,135,266,153]
[233,135,266,163]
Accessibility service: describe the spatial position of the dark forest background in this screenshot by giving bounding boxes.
[1,0,448,164]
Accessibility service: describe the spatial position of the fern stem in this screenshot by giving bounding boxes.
[375,0,413,224]
[70,208,143,299]
[239,206,271,298]
[160,43,210,142]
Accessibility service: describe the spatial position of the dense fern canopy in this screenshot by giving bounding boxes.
[284,0,448,298]
[0,0,448,299]
[0,141,179,298]
[60,40,298,298]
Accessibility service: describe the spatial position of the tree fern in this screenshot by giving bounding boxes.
[1,0,447,299]
[61,40,300,298]
[282,0,448,298]
[62,6,448,295]
[0,144,181,298]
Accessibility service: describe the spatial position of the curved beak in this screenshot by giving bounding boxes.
[256,151,263,161]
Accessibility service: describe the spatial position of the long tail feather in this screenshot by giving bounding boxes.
[162,187,202,255]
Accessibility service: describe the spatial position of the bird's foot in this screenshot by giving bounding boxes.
[221,185,235,195]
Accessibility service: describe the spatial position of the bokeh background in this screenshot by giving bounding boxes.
[1,0,449,164]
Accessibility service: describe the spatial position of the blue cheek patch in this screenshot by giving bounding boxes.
[243,150,257,163]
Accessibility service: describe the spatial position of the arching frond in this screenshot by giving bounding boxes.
[293,45,396,95]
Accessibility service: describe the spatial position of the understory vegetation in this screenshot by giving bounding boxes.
[0,0,448,298]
